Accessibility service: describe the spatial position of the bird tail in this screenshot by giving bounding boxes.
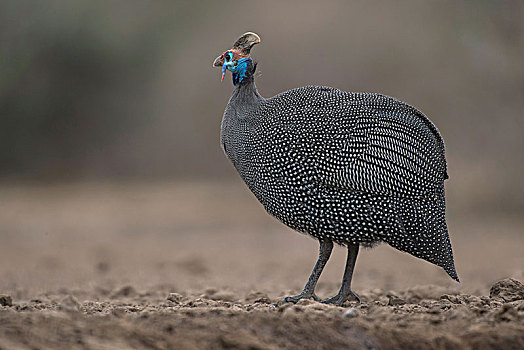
[386,192,459,282]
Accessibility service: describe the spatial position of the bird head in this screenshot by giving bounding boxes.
[213,32,261,86]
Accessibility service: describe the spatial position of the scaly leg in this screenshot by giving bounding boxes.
[284,239,333,303]
[322,243,360,305]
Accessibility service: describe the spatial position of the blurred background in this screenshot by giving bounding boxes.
[0,1,523,298]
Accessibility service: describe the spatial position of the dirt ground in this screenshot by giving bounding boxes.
[0,181,523,349]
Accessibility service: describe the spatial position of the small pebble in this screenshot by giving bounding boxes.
[343,308,360,318]
[167,293,183,303]
[490,278,524,302]
[0,295,13,307]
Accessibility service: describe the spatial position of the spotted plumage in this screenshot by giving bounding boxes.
[215,32,458,305]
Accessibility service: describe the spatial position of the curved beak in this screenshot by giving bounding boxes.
[213,54,224,67]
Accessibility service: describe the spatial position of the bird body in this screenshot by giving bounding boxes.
[215,32,458,304]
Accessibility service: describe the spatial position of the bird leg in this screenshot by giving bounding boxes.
[283,239,333,303]
[322,243,360,305]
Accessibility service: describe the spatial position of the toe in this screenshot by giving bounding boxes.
[283,295,300,304]
[284,292,320,304]
[321,295,345,305]
[321,290,359,306]
[349,291,360,303]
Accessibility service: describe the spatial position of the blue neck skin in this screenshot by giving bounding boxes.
[222,57,252,86]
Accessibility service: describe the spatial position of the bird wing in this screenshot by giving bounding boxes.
[311,93,448,198]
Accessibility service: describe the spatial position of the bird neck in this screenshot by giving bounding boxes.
[231,74,262,106]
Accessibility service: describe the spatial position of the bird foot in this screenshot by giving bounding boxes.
[321,290,360,306]
[283,291,320,304]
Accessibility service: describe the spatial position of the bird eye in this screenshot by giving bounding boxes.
[225,52,233,62]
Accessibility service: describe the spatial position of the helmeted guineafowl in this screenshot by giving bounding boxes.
[213,32,458,305]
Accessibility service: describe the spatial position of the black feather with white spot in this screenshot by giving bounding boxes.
[220,58,458,282]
